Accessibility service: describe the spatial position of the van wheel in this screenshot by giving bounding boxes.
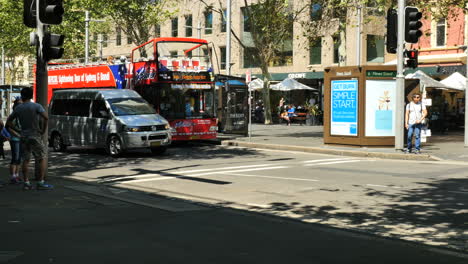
[107,135,123,157]
[150,146,167,155]
[51,133,66,152]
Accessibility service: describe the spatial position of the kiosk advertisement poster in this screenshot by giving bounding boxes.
[330,80,358,136]
[365,80,396,137]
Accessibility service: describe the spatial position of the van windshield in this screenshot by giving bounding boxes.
[107,98,156,116]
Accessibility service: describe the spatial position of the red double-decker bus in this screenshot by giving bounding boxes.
[127,38,217,141]
[41,37,218,141]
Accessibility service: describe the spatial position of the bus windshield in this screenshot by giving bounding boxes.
[107,98,156,116]
[157,41,212,72]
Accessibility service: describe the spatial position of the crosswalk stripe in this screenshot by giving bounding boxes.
[223,172,319,182]
[173,164,275,174]
[304,160,363,166]
[302,158,356,163]
[188,166,289,177]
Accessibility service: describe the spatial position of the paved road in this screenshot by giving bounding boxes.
[1,179,467,263]
[35,143,468,252]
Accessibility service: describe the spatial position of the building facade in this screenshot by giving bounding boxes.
[100,0,392,87]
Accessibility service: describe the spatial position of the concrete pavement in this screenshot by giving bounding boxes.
[216,124,468,162]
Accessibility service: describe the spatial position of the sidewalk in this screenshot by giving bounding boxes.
[217,124,468,162]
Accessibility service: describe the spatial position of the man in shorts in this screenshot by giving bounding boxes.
[6,87,52,190]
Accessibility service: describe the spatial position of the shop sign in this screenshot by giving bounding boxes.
[330,80,358,136]
[366,71,396,78]
[365,80,396,137]
[288,73,306,79]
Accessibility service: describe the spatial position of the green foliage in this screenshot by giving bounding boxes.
[0,0,34,58]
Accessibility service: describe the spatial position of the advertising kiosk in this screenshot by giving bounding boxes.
[324,66,399,146]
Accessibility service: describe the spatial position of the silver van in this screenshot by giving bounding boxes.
[48,89,172,156]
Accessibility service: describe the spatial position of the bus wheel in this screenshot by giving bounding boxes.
[150,146,167,155]
[107,135,123,157]
[51,133,66,152]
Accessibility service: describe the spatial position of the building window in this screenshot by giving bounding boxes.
[204,11,213,34]
[310,3,322,21]
[220,47,226,70]
[243,47,259,68]
[309,38,322,65]
[154,24,161,38]
[116,27,122,46]
[366,35,384,63]
[103,34,108,48]
[241,7,251,32]
[436,19,446,47]
[221,10,227,32]
[185,15,193,37]
[171,17,178,37]
[333,36,340,64]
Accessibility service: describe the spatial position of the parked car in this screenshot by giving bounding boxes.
[48,89,172,157]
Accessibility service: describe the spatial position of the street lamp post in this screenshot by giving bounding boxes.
[459,45,468,147]
[84,11,105,64]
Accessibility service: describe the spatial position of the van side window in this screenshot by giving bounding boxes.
[51,99,67,115]
[68,99,91,117]
[92,100,109,118]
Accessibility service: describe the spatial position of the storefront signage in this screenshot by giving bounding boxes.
[365,80,396,137]
[288,73,306,79]
[330,80,358,136]
[171,83,211,89]
[366,71,397,78]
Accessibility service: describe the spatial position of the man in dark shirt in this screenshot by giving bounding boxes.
[7,87,52,190]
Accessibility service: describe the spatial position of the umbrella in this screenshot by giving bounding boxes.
[440,72,466,91]
[248,78,264,91]
[405,70,455,89]
[270,78,317,91]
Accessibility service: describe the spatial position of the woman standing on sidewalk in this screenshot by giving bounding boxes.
[7,98,23,184]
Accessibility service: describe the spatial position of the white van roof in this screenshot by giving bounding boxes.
[52,89,141,100]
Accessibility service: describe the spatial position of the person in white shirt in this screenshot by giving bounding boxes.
[405,93,427,154]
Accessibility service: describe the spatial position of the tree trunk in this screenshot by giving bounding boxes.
[260,63,273,124]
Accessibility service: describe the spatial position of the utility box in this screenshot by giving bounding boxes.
[323,66,398,146]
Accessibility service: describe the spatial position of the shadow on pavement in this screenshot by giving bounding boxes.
[246,177,468,251]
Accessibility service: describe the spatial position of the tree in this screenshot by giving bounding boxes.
[83,0,179,48]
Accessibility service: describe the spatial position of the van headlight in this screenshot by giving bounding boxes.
[165,124,171,130]
[125,126,141,132]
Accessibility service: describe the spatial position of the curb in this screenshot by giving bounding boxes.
[221,140,439,161]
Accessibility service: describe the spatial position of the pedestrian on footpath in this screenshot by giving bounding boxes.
[405,93,427,154]
[6,98,23,184]
[6,88,53,190]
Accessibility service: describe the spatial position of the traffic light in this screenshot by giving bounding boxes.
[39,0,64,25]
[386,8,397,54]
[43,32,64,61]
[23,0,37,28]
[405,49,418,68]
[405,7,423,43]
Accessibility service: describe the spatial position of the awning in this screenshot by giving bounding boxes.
[215,79,246,86]
[440,72,466,91]
[270,78,318,91]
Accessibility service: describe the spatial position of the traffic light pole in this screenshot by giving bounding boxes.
[395,0,406,151]
[36,0,49,178]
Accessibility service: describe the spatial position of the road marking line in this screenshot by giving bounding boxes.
[223,172,319,182]
[121,176,179,183]
[366,184,389,188]
[304,160,364,166]
[302,158,356,163]
[173,164,275,174]
[188,166,289,177]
